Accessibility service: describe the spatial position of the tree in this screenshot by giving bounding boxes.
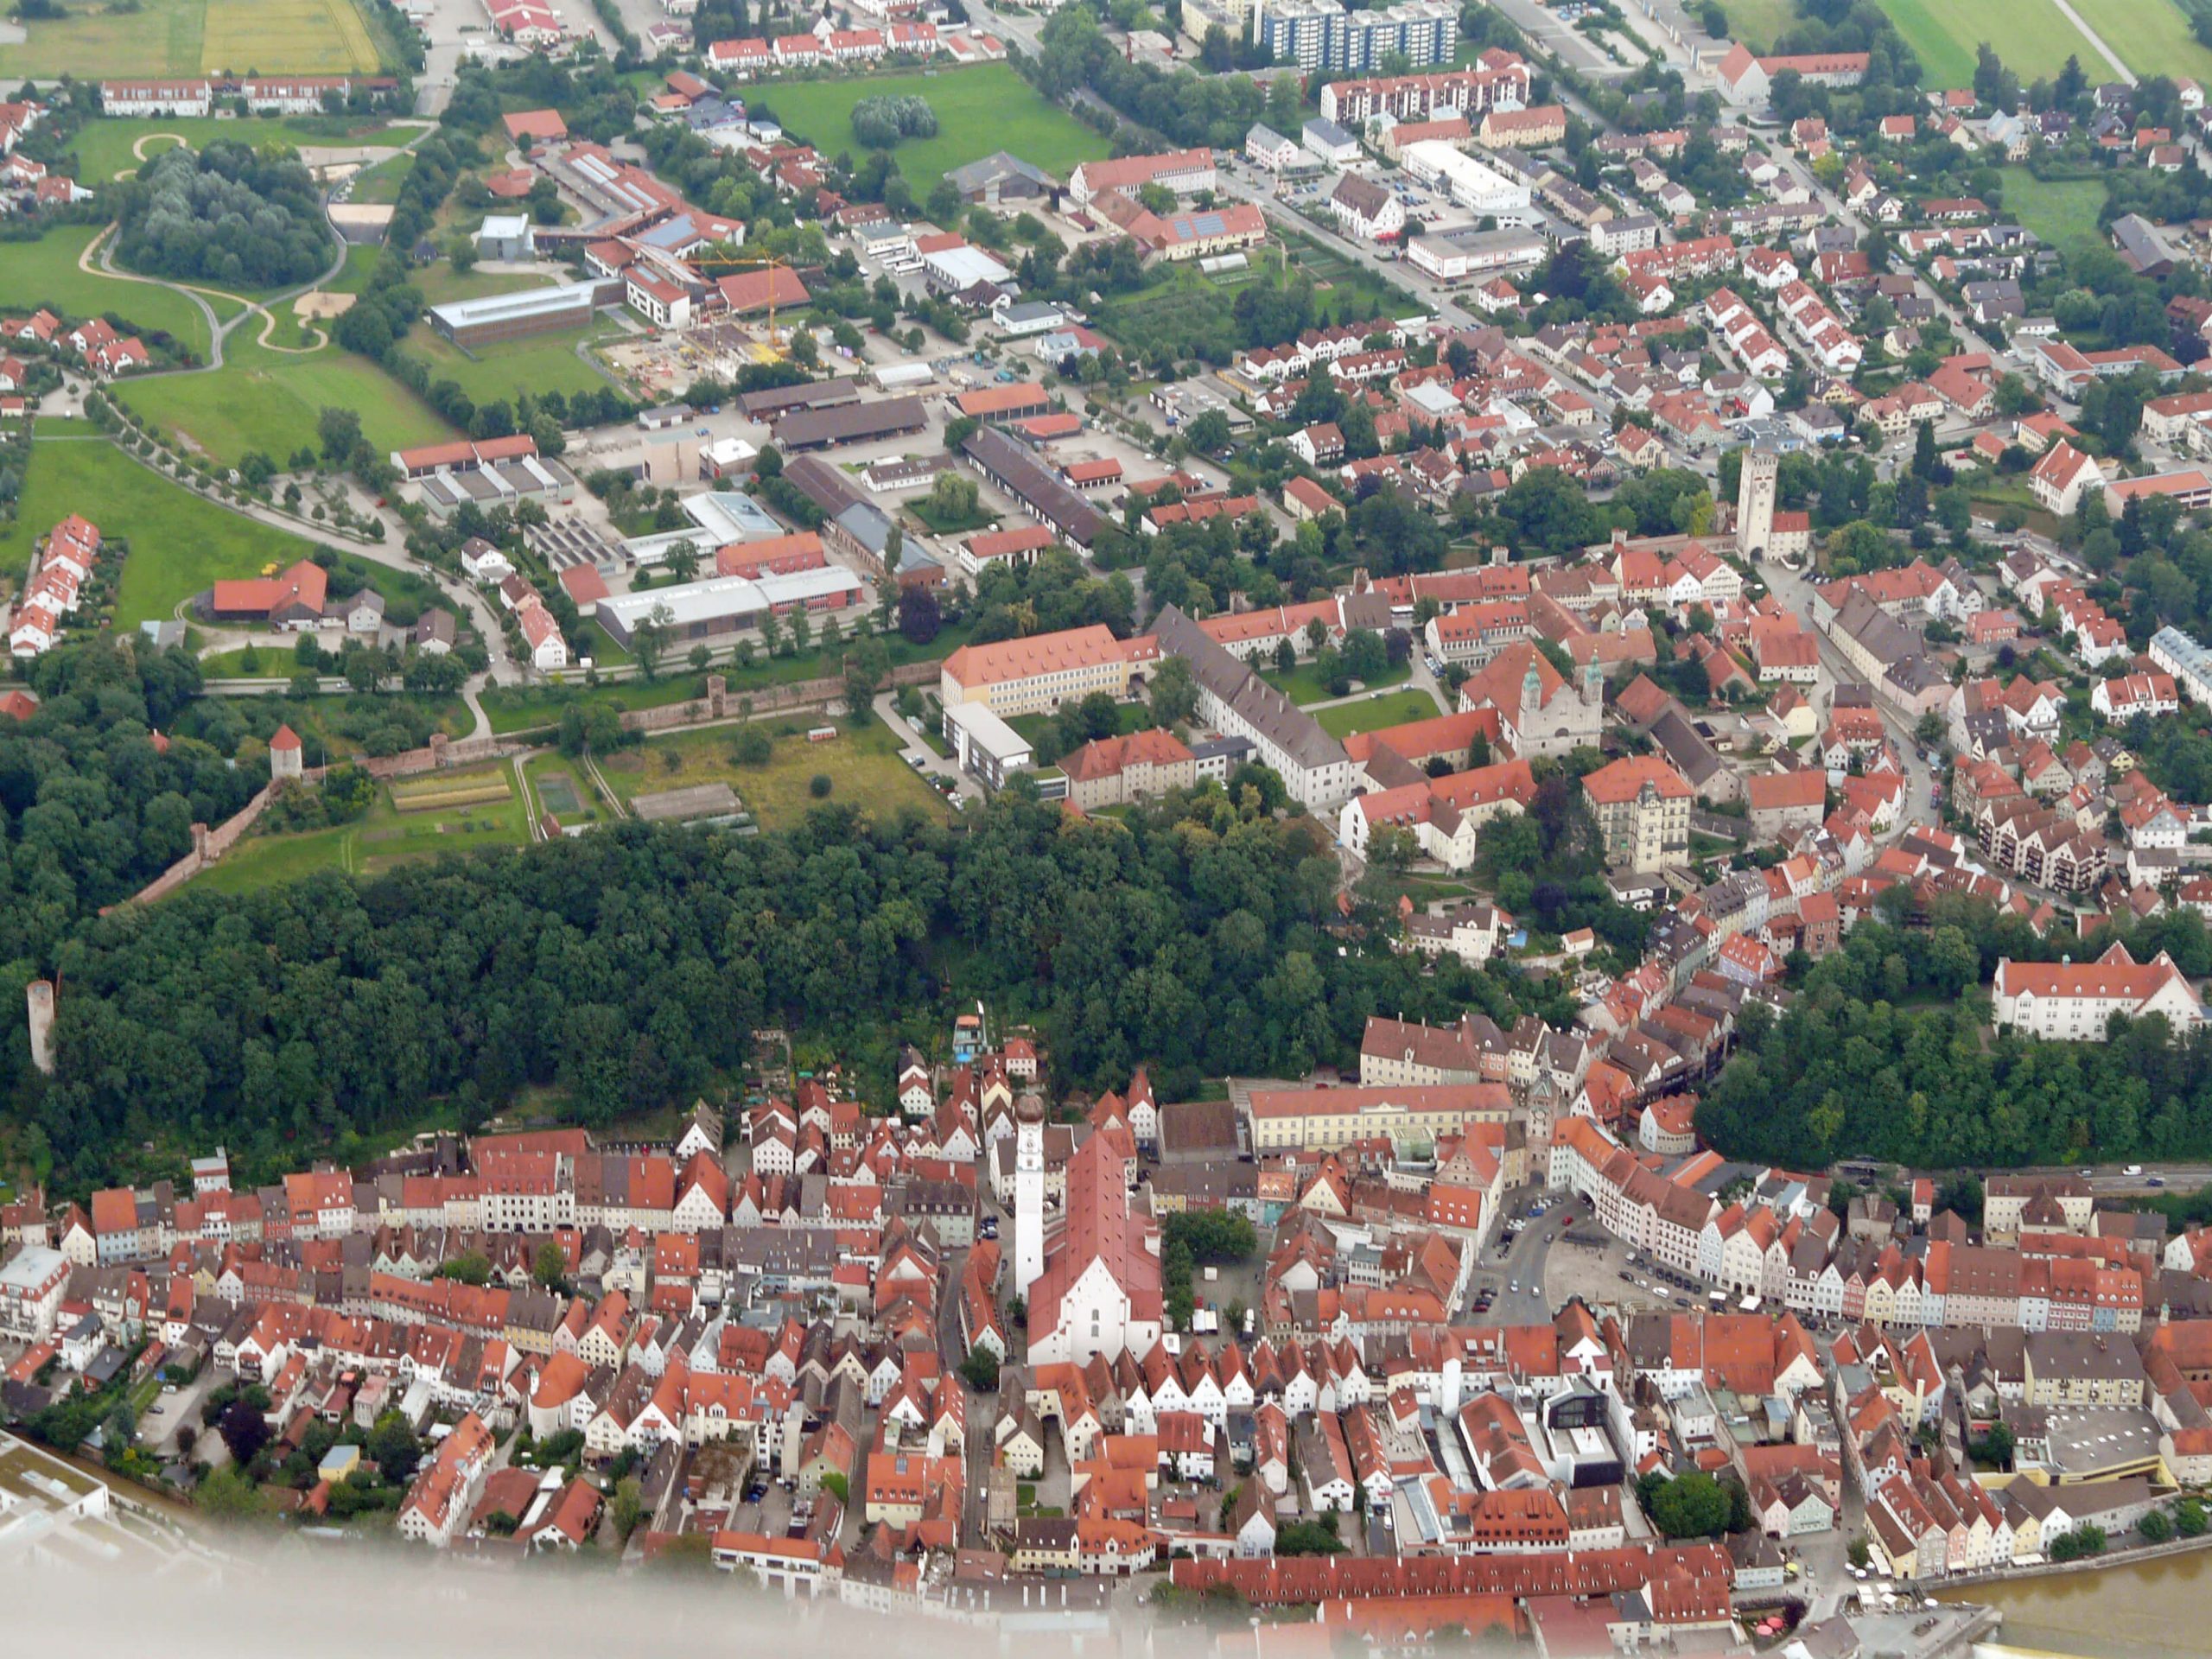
[898,583,941,644]
[318,405,364,466]
[533,1239,567,1287]
[1645,1471,1731,1539]
[2140,1507,2174,1544]
[612,1475,646,1541]
[928,470,980,522]
[219,1401,271,1467]
[664,538,702,582]
[632,602,674,679]
[844,636,892,714]
[1150,653,1198,728]
[195,1464,265,1523]
[960,1344,1001,1391]
[366,1414,421,1483]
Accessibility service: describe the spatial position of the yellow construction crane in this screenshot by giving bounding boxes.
[690,249,798,342]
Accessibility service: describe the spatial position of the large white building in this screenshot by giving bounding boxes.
[99,79,213,117]
[1025,1131,1162,1368]
[1992,944,2207,1041]
[1398,140,1534,222]
[1149,604,1355,810]
[0,1243,71,1340]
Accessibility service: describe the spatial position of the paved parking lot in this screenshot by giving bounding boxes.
[1543,1223,1713,1320]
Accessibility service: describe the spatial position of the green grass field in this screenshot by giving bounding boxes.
[0,437,325,628]
[197,763,531,893]
[1260,658,1414,706]
[1316,690,1445,739]
[69,115,407,183]
[1716,0,1799,51]
[751,64,1110,194]
[399,320,625,406]
[408,262,546,308]
[2068,0,2212,86]
[481,621,976,734]
[0,226,216,358]
[524,753,611,826]
[2000,169,2107,251]
[1878,0,2101,86]
[118,340,454,467]
[600,718,948,830]
[0,0,385,78]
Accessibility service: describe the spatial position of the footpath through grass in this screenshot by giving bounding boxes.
[1875,0,2106,86]
[1260,657,1413,707]
[1316,688,1446,739]
[0,225,215,359]
[0,436,326,628]
[119,334,454,467]
[67,113,408,182]
[2069,0,2212,86]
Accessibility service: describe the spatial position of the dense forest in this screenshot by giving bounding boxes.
[5,648,1560,1192]
[0,646,257,962]
[1698,899,2212,1172]
[117,143,335,290]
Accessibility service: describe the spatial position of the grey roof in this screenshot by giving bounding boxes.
[832,499,895,556]
[1148,603,1351,773]
[1648,706,1724,788]
[944,150,1054,194]
[773,395,927,449]
[1332,172,1393,219]
[961,426,1105,545]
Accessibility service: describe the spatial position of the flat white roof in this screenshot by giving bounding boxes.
[923,245,1013,288]
[596,564,864,629]
[428,279,599,331]
[944,698,1032,762]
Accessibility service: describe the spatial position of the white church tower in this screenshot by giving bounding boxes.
[1014,1091,1046,1301]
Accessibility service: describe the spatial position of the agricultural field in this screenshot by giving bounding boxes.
[1316,689,1447,739]
[118,335,454,467]
[1876,0,2100,87]
[200,0,378,75]
[0,0,385,79]
[2068,0,2212,86]
[599,718,948,830]
[68,116,408,184]
[2000,168,2107,251]
[197,764,531,893]
[750,64,1110,194]
[400,320,627,406]
[0,226,218,359]
[0,435,325,628]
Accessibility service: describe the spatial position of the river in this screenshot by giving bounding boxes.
[1939,1552,2212,1657]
